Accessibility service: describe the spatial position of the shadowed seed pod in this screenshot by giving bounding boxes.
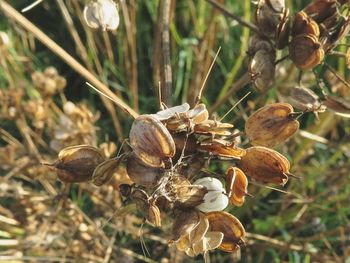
[193,120,233,136]
[245,103,300,148]
[126,153,165,188]
[275,8,290,49]
[289,86,326,113]
[291,11,320,37]
[83,0,120,31]
[206,211,245,253]
[239,146,290,185]
[53,145,105,183]
[129,114,175,168]
[303,0,338,24]
[322,95,350,118]
[171,132,198,161]
[198,138,246,159]
[226,167,248,207]
[92,156,124,186]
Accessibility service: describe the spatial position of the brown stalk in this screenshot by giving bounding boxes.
[0,0,138,119]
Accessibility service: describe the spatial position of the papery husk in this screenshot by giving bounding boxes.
[171,210,201,242]
[289,87,325,112]
[323,95,350,118]
[292,11,320,37]
[92,157,124,186]
[193,119,233,136]
[226,167,248,206]
[54,145,105,183]
[129,114,175,168]
[153,103,190,121]
[245,103,299,148]
[206,211,245,253]
[198,138,246,159]
[238,146,290,185]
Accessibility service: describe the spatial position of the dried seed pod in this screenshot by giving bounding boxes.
[322,95,350,118]
[289,34,324,70]
[249,49,276,92]
[166,176,208,208]
[303,0,338,24]
[130,189,161,227]
[54,145,105,183]
[255,0,284,36]
[172,132,198,162]
[129,114,175,168]
[153,103,190,121]
[245,103,300,148]
[266,0,285,13]
[289,87,325,112]
[188,231,224,257]
[198,138,246,159]
[177,154,206,179]
[238,146,290,185]
[275,8,290,49]
[171,210,201,242]
[83,0,120,31]
[193,120,233,136]
[292,11,320,37]
[187,103,209,124]
[226,167,248,207]
[92,157,123,186]
[194,177,228,213]
[248,35,274,55]
[126,153,165,188]
[207,211,245,253]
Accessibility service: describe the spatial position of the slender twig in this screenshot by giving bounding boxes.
[0,0,138,119]
[161,0,173,106]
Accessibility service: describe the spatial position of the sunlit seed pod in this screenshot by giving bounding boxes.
[291,11,320,37]
[187,103,209,124]
[245,102,300,148]
[289,34,325,70]
[289,87,325,112]
[153,103,190,121]
[83,0,120,31]
[92,157,123,186]
[129,114,175,168]
[54,145,105,183]
[275,9,290,49]
[238,146,290,185]
[303,0,338,24]
[198,138,246,159]
[249,49,276,92]
[322,95,350,118]
[166,176,208,208]
[206,211,245,253]
[190,231,224,257]
[188,212,210,244]
[226,167,248,207]
[171,210,201,242]
[194,177,228,213]
[175,233,191,252]
[147,204,162,227]
[126,153,164,188]
[193,120,233,136]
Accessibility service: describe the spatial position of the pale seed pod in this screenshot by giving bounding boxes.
[153,103,190,121]
[245,103,300,148]
[126,153,164,188]
[129,114,175,168]
[83,0,120,31]
[289,86,325,112]
[193,119,233,136]
[54,145,105,183]
[206,211,245,253]
[194,177,228,213]
[238,146,290,185]
[226,167,248,207]
[188,231,224,257]
[289,34,324,70]
[92,157,123,186]
[198,138,246,159]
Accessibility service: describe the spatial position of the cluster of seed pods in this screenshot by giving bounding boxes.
[249,0,350,91]
[52,101,303,257]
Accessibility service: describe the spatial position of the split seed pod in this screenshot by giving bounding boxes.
[292,11,320,37]
[289,34,324,70]
[239,146,290,185]
[129,114,175,168]
[54,145,105,183]
[245,103,300,148]
[194,120,233,136]
[289,87,325,113]
[323,95,350,118]
[92,157,123,186]
[303,0,338,24]
[207,211,245,253]
[83,0,120,31]
[126,153,165,188]
[198,138,246,159]
[186,231,224,257]
[226,167,248,206]
[153,103,190,121]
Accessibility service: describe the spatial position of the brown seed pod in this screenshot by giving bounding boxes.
[238,146,290,185]
[190,231,224,257]
[171,132,198,162]
[248,35,275,55]
[255,0,284,36]
[171,210,201,242]
[54,145,105,183]
[193,119,234,136]
[322,95,350,118]
[177,154,206,179]
[292,11,320,37]
[166,176,208,207]
[275,8,290,49]
[249,49,276,92]
[245,103,300,148]
[226,167,248,207]
[303,0,338,24]
[289,87,325,113]
[129,114,175,168]
[206,211,245,253]
[289,34,325,70]
[92,157,124,186]
[198,138,246,159]
[126,153,165,188]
